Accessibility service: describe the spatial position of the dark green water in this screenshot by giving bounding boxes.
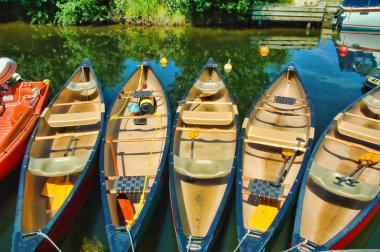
[0,22,379,251]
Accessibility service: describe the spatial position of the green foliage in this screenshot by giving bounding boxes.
[19,0,58,24]
[55,0,109,25]
[80,238,105,252]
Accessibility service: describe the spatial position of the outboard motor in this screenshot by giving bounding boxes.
[0,57,17,116]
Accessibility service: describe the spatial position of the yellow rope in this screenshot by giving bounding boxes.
[110,64,144,121]
[126,112,163,227]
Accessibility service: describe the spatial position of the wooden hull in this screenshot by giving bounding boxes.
[0,81,50,180]
[99,59,171,251]
[12,58,104,251]
[291,85,380,250]
[236,64,314,251]
[169,58,239,251]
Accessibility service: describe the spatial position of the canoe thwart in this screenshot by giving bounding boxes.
[51,99,100,107]
[34,130,99,141]
[28,154,90,177]
[309,163,379,201]
[344,112,380,123]
[176,126,236,133]
[255,106,310,116]
[105,137,166,143]
[324,134,380,154]
[173,155,233,179]
[246,126,307,150]
[184,101,233,105]
[44,111,101,127]
[114,113,168,119]
[181,110,234,126]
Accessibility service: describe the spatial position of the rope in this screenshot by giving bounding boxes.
[125,225,135,252]
[186,235,192,252]
[110,65,144,121]
[37,230,62,252]
[233,229,251,252]
[125,112,163,227]
[283,239,309,252]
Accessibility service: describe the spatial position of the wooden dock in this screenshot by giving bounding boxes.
[252,1,341,28]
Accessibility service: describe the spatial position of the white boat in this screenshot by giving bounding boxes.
[334,0,380,31]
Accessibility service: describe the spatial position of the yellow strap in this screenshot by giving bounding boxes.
[126,112,163,227]
[110,64,144,121]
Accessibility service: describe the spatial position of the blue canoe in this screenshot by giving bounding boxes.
[236,64,315,251]
[99,59,171,251]
[291,85,380,250]
[169,58,240,251]
[12,58,105,251]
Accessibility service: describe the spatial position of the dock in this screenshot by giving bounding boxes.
[252,0,341,28]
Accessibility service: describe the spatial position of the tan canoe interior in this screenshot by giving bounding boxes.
[22,66,103,233]
[300,89,380,246]
[173,67,238,237]
[241,67,313,233]
[103,65,169,227]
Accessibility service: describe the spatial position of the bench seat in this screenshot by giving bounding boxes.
[174,155,233,179]
[29,154,90,177]
[67,80,97,92]
[45,111,100,127]
[247,126,307,149]
[309,163,379,201]
[182,110,234,126]
[337,119,380,146]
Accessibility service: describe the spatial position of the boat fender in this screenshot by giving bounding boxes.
[139,97,156,115]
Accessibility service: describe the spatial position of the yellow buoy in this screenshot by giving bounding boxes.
[260,46,269,57]
[224,59,232,73]
[159,54,168,68]
[43,79,51,85]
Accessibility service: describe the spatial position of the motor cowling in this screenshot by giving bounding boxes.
[0,57,17,86]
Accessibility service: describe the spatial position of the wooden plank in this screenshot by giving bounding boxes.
[325,135,380,154]
[184,101,233,105]
[255,106,310,116]
[116,113,168,119]
[344,112,380,123]
[52,100,100,107]
[176,126,236,133]
[252,11,324,17]
[252,16,323,22]
[105,137,166,143]
[34,130,99,140]
[244,138,307,152]
[263,41,318,46]
[265,36,319,41]
[253,6,326,12]
[106,175,155,180]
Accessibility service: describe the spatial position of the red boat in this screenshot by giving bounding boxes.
[0,58,50,180]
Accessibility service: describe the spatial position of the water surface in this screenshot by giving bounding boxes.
[0,22,379,251]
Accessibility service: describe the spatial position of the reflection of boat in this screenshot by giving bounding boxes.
[12,59,104,251]
[236,65,314,251]
[363,73,380,89]
[100,59,171,251]
[0,79,50,180]
[334,0,380,31]
[335,30,380,77]
[291,86,380,251]
[170,58,239,251]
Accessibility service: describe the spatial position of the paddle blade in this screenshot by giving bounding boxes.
[249,204,278,232]
[187,131,199,139]
[118,198,135,224]
[282,148,293,157]
[41,177,63,197]
[360,153,380,165]
[51,178,73,212]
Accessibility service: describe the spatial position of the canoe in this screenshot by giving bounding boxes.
[0,78,50,180]
[169,58,239,251]
[100,59,171,251]
[12,58,105,251]
[291,85,380,250]
[236,64,315,251]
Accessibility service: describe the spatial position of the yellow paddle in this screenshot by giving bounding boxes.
[336,152,380,184]
[187,130,199,158]
[51,176,74,211]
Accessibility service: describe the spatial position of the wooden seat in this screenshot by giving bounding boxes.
[193,80,224,95]
[173,155,233,179]
[45,111,100,127]
[28,154,90,177]
[337,118,380,145]
[181,110,234,125]
[247,126,307,149]
[309,163,379,201]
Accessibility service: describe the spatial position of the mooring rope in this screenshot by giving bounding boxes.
[233,229,251,252]
[125,225,135,252]
[37,230,61,252]
[283,239,309,252]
